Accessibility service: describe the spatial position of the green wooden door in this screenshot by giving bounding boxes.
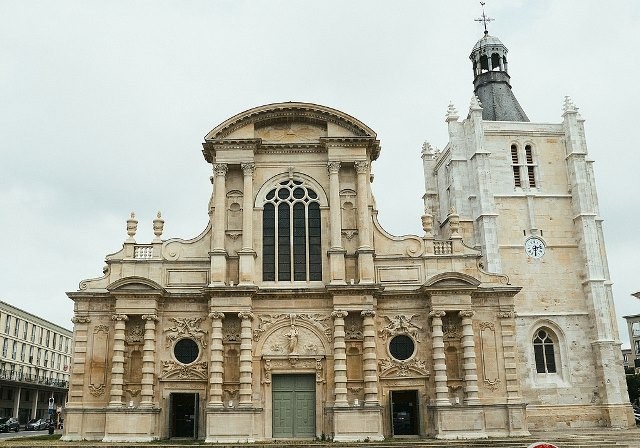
[272,374,315,438]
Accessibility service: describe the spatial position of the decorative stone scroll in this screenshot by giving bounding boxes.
[164,317,208,348]
[378,314,423,342]
[378,358,429,378]
[161,360,208,380]
[71,315,91,324]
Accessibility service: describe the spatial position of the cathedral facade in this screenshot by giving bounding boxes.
[62,33,634,442]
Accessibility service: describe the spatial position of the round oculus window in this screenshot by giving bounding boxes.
[174,338,199,364]
[389,335,415,361]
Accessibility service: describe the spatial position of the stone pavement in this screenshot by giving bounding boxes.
[3,428,640,447]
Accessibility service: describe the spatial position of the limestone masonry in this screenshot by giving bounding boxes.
[62,32,634,442]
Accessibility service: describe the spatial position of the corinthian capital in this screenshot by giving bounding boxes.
[208,312,225,320]
[213,163,228,177]
[354,161,369,174]
[428,310,446,319]
[361,310,376,318]
[459,310,475,319]
[241,162,255,176]
[327,161,341,174]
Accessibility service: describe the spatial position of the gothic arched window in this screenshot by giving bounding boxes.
[263,179,322,282]
[533,329,557,373]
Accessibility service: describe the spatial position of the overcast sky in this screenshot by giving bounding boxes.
[1,1,639,346]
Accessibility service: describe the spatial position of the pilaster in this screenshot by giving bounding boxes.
[332,310,349,406]
[139,314,158,408]
[361,310,379,405]
[328,161,346,284]
[355,161,374,284]
[238,312,254,407]
[208,312,225,407]
[459,310,479,404]
[210,163,228,286]
[108,314,128,407]
[239,162,256,285]
[430,310,449,405]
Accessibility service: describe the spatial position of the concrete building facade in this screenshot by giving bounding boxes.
[62,32,633,442]
[0,301,72,423]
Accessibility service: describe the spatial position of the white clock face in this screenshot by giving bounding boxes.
[525,237,545,258]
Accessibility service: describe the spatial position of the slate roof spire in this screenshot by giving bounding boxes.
[469,8,529,122]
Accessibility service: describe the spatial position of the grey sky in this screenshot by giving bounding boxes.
[1,1,639,346]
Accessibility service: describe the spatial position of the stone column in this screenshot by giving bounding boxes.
[31,390,38,419]
[12,386,21,418]
[239,163,256,285]
[430,311,449,405]
[327,161,346,284]
[332,310,349,407]
[210,163,228,285]
[238,312,254,407]
[498,311,521,403]
[108,314,128,407]
[459,310,480,404]
[140,314,158,408]
[208,312,225,407]
[354,161,374,283]
[361,310,379,405]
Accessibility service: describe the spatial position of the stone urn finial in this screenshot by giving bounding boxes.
[126,212,138,242]
[153,211,164,241]
[421,211,433,238]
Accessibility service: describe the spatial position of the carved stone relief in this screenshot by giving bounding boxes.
[253,313,332,344]
[378,358,430,378]
[378,314,423,342]
[161,360,208,380]
[89,324,109,397]
[164,317,208,348]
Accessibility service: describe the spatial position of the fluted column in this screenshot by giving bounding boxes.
[459,310,480,404]
[332,310,349,406]
[238,312,254,407]
[108,314,128,407]
[430,311,449,405]
[140,314,158,408]
[355,161,374,283]
[328,161,346,284]
[210,163,228,285]
[361,310,379,405]
[208,312,225,407]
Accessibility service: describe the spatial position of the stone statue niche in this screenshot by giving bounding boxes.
[442,313,464,404]
[345,314,364,403]
[124,316,144,404]
[223,315,241,403]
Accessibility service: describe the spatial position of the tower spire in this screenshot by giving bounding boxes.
[474,2,494,36]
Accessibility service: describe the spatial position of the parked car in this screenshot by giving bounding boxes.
[25,418,48,431]
[0,417,20,432]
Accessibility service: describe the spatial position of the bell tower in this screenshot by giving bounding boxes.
[469,7,529,121]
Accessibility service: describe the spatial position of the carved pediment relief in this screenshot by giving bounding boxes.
[254,313,332,345]
[160,361,208,381]
[256,120,327,143]
[378,358,430,378]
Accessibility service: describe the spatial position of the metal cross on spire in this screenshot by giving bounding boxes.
[474,2,494,35]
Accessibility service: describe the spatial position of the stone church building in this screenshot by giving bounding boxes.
[62,31,634,442]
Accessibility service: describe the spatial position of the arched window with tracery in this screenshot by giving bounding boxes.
[533,328,557,373]
[263,179,322,282]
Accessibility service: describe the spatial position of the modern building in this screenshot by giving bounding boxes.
[0,300,72,423]
[623,292,640,374]
[62,30,633,442]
